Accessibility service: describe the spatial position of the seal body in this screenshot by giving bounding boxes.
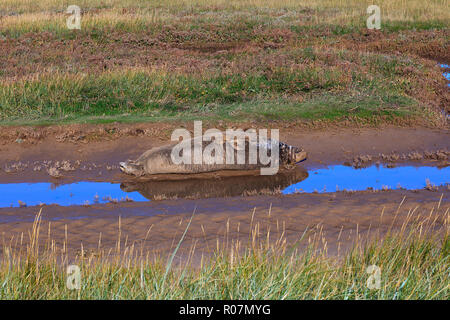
[120,136,307,176]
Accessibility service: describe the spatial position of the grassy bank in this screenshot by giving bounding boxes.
[0,0,448,125]
[0,209,448,299]
[0,47,445,125]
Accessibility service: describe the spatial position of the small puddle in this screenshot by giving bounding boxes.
[439,63,449,119]
[440,63,450,87]
[282,165,448,194]
[0,165,448,208]
[0,182,149,208]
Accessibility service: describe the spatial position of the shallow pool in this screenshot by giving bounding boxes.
[0,165,448,207]
[440,63,450,87]
[282,165,448,194]
[0,182,148,208]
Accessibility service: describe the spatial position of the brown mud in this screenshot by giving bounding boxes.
[0,126,448,259]
[0,125,448,183]
[0,188,448,262]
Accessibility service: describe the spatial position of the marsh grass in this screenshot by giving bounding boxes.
[0,0,448,125]
[0,205,448,299]
[1,1,448,38]
[0,50,438,123]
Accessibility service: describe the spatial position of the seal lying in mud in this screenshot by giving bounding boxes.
[120,136,307,176]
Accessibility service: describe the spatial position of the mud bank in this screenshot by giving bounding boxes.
[0,188,448,262]
[0,127,448,183]
[0,127,448,261]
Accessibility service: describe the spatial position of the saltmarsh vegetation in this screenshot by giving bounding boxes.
[0,0,448,124]
[0,207,448,299]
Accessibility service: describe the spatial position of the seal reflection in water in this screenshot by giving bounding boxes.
[120,167,308,200]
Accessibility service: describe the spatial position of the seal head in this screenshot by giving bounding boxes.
[279,142,307,164]
[119,160,145,176]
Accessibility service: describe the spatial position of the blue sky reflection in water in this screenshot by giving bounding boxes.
[282,165,449,194]
[440,64,450,86]
[0,165,448,207]
[0,182,148,208]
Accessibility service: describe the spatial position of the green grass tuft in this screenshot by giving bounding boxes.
[0,208,448,299]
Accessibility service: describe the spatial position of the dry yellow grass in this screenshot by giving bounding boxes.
[1,0,448,22]
[0,205,448,299]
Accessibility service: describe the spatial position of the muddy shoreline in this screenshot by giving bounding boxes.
[0,126,448,183]
[0,126,448,259]
[0,188,448,261]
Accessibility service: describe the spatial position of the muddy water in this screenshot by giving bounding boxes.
[0,165,448,208]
